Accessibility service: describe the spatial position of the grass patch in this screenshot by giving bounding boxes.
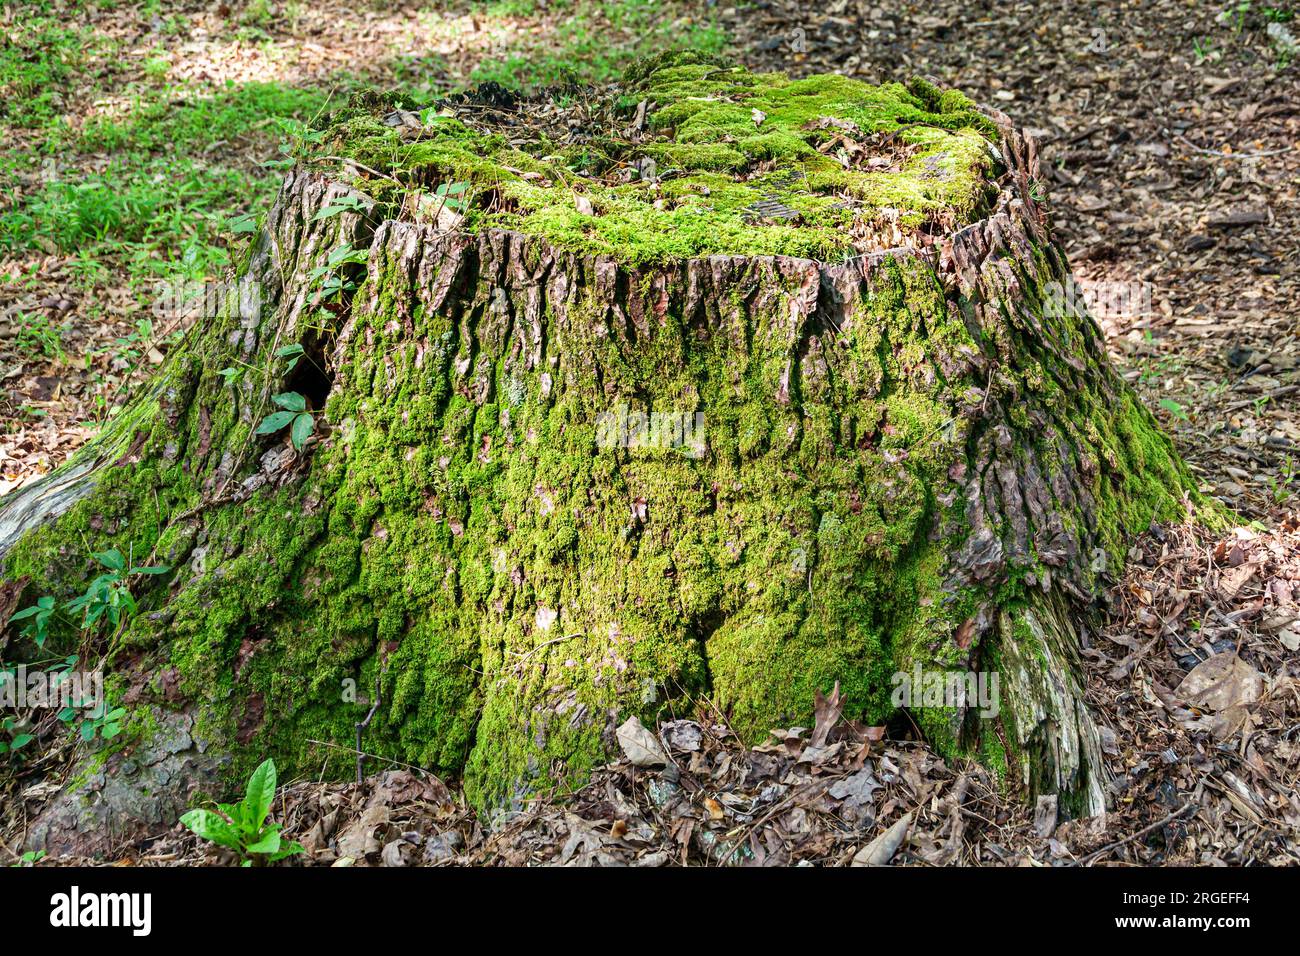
[79,82,333,154]
[1,160,256,255]
[468,0,729,89]
[0,10,115,130]
[0,0,737,332]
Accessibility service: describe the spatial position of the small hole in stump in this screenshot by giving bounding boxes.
[285,335,333,409]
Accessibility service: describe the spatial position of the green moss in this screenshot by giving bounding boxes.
[5,243,977,806]
[314,57,998,266]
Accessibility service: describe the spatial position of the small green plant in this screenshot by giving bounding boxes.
[228,213,259,234]
[276,342,306,371]
[1158,397,1189,421]
[12,311,64,360]
[0,716,35,756]
[239,0,275,29]
[310,193,369,222]
[180,758,304,866]
[77,699,128,742]
[11,850,46,867]
[66,548,170,632]
[433,180,470,213]
[307,243,368,302]
[143,54,170,82]
[9,595,56,648]
[1270,455,1297,503]
[8,548,167,650]
[102,316,153,365]
[2,651,124,748]
[256,391,316,450]
[1221,1,1253,31]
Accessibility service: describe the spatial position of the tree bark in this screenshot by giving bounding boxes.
[2,65,1197,848]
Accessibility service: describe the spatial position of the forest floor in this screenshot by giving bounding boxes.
[2,0,1299,866]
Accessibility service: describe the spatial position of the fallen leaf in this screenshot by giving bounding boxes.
[1175,652,1263,714]
[335,804,389,860]
[851,811,912,866]
[828,768,881,809]
[810,680,845,748]
[660,719,703,752]
[616,715,667,767]
[380,839,407,867]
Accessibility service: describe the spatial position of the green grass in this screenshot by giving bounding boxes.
[0,1,340,301]
[0,12,115,130]
[483,0,543,15]
[1,159,263,271]
[2,73,338,298]
[469,0,729,89]
[78,81,333,156]
[10,311,66,361]
[0,0,735,321]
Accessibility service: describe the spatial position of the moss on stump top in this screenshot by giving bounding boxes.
[314,54,1002,265]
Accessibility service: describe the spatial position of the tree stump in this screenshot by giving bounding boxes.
[2,55,1199,839]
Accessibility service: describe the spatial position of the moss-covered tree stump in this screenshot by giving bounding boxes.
[2,55,1199,842]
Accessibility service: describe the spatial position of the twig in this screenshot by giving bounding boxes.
[305,738,429,778]
[1222,384,1299,413]
[507,632,583,664]
[1077,798,1197,866]
[319,155,402,184]
[354,676,381,784]
[1173,133,1294,159]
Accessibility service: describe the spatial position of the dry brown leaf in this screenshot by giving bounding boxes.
[851,811,912,866]
[810,680,845,749]
[1175,652,1263,713]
